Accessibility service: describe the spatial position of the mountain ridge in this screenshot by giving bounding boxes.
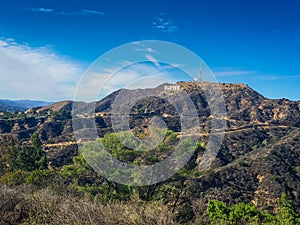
[0,99,54,112]
[0,81,299,220]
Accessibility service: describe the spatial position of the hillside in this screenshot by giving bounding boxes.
[0,82,299,224]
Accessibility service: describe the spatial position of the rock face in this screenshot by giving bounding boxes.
[191,128,300,214]
[0,82,299,214]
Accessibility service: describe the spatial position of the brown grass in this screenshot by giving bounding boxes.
[0,184,178,225]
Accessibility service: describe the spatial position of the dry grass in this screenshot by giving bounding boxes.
[0,184,178,225]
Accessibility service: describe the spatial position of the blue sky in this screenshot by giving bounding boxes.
[0,0,299,101]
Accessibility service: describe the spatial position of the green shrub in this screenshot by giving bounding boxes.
[207,200,230,224]
[0,170,30,185]
[25,169,55,186]
[207,194,300,225]
[293,166,300,177]
[276,193,300,225]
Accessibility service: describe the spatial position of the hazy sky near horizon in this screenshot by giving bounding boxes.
[0,0,300,101]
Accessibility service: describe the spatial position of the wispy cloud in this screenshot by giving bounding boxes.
[294,38,300,45]
[80,9,105,15]
[259,74,300,80]
[56,9,105,16]
[24,7,105,16]
[153,13,178,33]
[145,54,160,67]
[134,47,157,53]
[213,68,256,77]
[24,7,54,13]
[214,67,300,81]
[0,38,84,101]
[76,63,176,102]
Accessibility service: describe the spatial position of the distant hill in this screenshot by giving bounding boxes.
[0,99,54,112]
[0,82,299,222]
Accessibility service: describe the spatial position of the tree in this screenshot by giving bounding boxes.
[207,195,300,225]
[276,193,300,225]
[61,154,96,186]
[207,200,230,224]
[11,132,46,171]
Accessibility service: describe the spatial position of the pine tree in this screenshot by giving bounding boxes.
[11,132,46,171]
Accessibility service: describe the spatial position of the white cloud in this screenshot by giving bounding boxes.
[134,47,157,53]
[214,67,300,81]
[25,7,54,13]
[0,38,84,101]
[213,68,255,77]
[24,7,105,16]
[56,10,105,16]
[80,9,105,15]
[153,13,178,33]
[75,63,174,102]
[145,54,160,67]
[259,74,300,80]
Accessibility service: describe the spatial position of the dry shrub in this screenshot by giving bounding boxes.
[0,185,178,225]
[0,184,29,225]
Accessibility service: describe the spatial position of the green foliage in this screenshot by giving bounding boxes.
[11,132,46,172]
[61,154,93,186]
[16,112,26,119]
[207,194,299,225]
[76,129,204,202]
[262,139,269,147]
[85,129,179,167]
[102,132,141,163]
[25,169,55,186]
[238,160,248,167]
[95,183,134,202]
[195,141,205,152]
[0,170,30,185]
[0,138,15,175]
[293,166,300,177]
[207,200,230,224]
[276,193,300,225]
[229,202,275,224]
[177,140,205,178]
[60,154,135,201]
[207,200,275,224]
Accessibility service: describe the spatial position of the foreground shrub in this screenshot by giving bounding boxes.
[25,169,55,187]
[0,185,178,225]
[207,194,300,225]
